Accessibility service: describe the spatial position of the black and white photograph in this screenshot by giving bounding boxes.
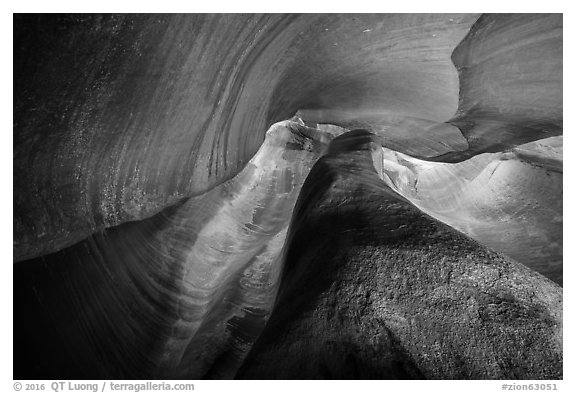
[7,3,571,389]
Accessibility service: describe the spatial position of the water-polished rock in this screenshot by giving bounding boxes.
[13,120,330,379]
[377,137,563,285]
[436,13,563,162]
[13,13,563,381]
[14,13,491,261]
[237,130,562,379]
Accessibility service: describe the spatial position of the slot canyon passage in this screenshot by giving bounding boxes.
[13,14,563,380]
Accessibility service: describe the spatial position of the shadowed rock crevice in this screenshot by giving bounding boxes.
[237,131,562,380]
[14,121,332,379]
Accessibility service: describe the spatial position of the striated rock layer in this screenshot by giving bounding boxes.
[14,121,330,379]
[14,13,562,261]
[238,131,562,379]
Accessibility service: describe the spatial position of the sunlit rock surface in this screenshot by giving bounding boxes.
[14,13,562,380]
[238,131,562,379]
[377,137,563,285]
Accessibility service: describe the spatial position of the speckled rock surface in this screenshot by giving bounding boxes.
[238,131,562,379]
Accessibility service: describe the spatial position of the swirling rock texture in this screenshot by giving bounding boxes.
[13,13,562,379]
[14,120,329,378]
[377,136,563,285]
